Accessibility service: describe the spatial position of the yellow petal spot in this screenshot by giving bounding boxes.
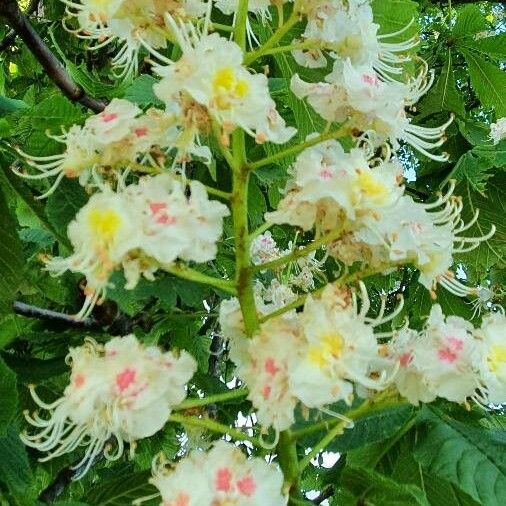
[309,333,345,368]
[488,345,506,373]
[88,208,122,242]
[357,171,389,200]
[212,67,250,109]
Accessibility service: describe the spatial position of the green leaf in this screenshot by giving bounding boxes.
[84,471,157,505]
[0,356,18,435]
[0,95,28,116]
[0,184,24,320]
[0,425,34,498]
[419,52,465,117]
[30,94,86,131]
[414,406,506,506]
[124,75,164,107]
[452,5,488,39]
[340,465,429,506]
[464,33,506,60]
[455,174,506,279]
[46,178,88,237]
[372,0,418,35]
[452,150,493,193]
[463,50,506,116]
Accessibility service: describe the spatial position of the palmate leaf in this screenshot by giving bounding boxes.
[419,51,465,117]
[462,50,506,116]
[0,357,18,435]
[460,33,506,61]
[414,406,506,506]
[372,0,418,36]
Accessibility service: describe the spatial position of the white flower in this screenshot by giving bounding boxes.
[475,312,506,404]
[266,140,404,232]
[390,305,480,404]
[152,24,295,145]
[250,231,281,265]
[62,0,208,77]
[290,283,389,408]
[490,117,506,145]
[16,100,179,195]
[238,317,302,431]
[149,440,287,505]
[21,335,197,477]
[48,174,229,318]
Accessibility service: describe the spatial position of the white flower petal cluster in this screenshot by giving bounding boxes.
[490,117,506,145]
[475,312,506,404]
[62,0,208,76]
[152,25,296,147]
[47,173,229,318]
[149,440,287,505]
[21,334,196,477]
[332,181,495,296]
[18,99,177,196]
[266,140,404,232]
[294,0,417,78]
[229,283,392,431]
[292,60,452,161]
[389,306,506,406]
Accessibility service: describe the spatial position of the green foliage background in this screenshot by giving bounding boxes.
[0,0,504,505]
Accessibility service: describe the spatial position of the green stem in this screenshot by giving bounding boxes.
[252,226,344,273]
[256,39,323,59]
[235,0,249,50]
[210,22,234,33]
[169,413,263,447]
[163,262,237,295]
[249,221,273,240]
[244,13,299,65]
[176,388,248,410]
[231,129,259,336]
[277,430,300,496]
[249,126,349,170]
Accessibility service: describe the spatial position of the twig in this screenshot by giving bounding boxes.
[310,486,334,505]
[13,301,97,328]
[0,0,105,112]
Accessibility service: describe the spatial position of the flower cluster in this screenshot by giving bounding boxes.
[388,306,506,406]
[62,0,208,76]
[21,334,196,477]
[490,117,506,145]
[17,99,177,197]
[48,173,229,318]
[266,141,495,298]
[224,282,399,431]
[149,440,287,505]
[151,19,296,149]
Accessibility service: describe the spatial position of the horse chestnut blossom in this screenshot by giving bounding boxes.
[230,282,401,431]
[151,20,296,147]
[294,0,418,79]
[489,117,506,145]
[16,99,177,196]
[21,335,197,477]
[47,174,229,318]
[389,305,480,405]
[292,60,452,161]
[475,311,506,404]
[61,0,208,77]
[148,440,287,505]
[265,139,404,232]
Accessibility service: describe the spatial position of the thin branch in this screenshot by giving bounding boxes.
[0,0,105,112]
[0,0,39,52]
[310,486,334,505]
[13,301,97,328]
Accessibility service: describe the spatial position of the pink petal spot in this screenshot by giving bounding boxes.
[265,358,280,376]
[149,202,177,225]
[237,475,256,496]
[438,347,458,363]
[157,214,177,226]
[318,168,334,180]
[134,127,149,137]
[399,352,413,367]
[215,467,232,492]
[262,384,272,400]
[150,202,167,215]
[170,492,190,506]
[102,112,118,123]
[116,367,136,392]
[74,373,86,388]
[447,336,464,352]
[362,74,378,86]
